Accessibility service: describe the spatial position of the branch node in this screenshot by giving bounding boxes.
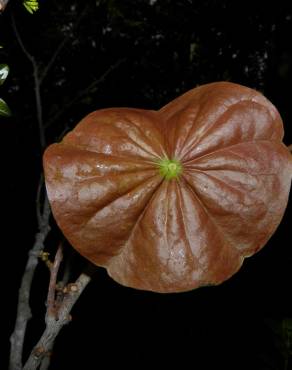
[63,283,79,294]
[32,346,46,358]
[39,251,53,269]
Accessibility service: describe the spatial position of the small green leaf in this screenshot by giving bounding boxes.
[0,98,11,117]
[23,3,33,14]
[23,0,39,14]
[0,64,9,85]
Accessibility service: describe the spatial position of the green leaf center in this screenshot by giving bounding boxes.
[158,158,182,180]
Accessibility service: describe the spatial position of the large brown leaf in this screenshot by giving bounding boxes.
[43,82,292,292]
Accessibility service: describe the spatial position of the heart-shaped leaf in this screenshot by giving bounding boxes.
[43,82,292,293]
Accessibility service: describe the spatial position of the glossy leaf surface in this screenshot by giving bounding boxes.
[43,82,292,292]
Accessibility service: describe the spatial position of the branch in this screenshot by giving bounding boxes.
[46,244,63,319]
[9,181,51,370]
[57,247,76,290]
[33,64,46,149]
[23,262,94,370]
[11,12,46,149]
[44,58,126,129]
[39,5,90,85]
[36,174,44,226]
[11,13,35,64]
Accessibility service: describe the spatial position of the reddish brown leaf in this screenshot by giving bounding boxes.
[43,82,292,292]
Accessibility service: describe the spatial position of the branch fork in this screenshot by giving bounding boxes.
[22,244,93,370]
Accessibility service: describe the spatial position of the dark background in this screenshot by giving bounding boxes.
[1,0,292,369]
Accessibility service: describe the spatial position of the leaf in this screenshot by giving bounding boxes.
[23,3,33,14]
[43,82,292,293]
[0,64,9,85]
[23,0,39,14]
[0,98,11,117]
